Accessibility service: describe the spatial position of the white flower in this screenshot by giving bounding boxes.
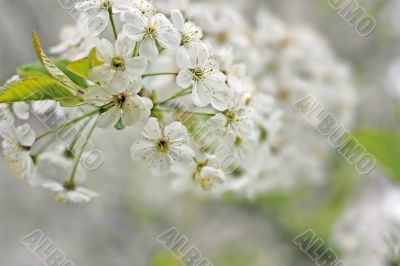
[0,104,13,122]
[75,0,117,36]
[122,9,181,61]
[42,180,98,204]
[130,118,195,176]
[90,34,148,89]
[12,102,30,120]
[0,103,30,121]
[194,166,225,191]
[2,76,31,120]
[50,25,84,54]
[214,48,247,92]
[39,145,87,183]
[171,9,202,47]
[113,0,156,16]
[0,120,40,186]
[85,79,153,128]
[176,42,230,110]
[50,24,96,60]
[207,95,254,141]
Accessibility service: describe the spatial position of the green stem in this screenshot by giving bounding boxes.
[133,41,141,57]
[69,120,91,152]
[35,109,100,142]
[156,87,192,105]
[142,72,178,78]
[33,134,58,159]
[68,119,97,183]
[154,107,215,117]
[108,8,118,40]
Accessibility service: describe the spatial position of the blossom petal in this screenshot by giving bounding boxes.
[140,37,159,61]
[16,124,36,146]
[95,38,115,61]
[208,113,227,128]
[122,24,145,42]
[84,86,114,106]
[122,9,147,29]
[121,98,141,126]
[126,78,142,94]
[171,9,185,32]
[12,102,30,120]
[142,117,162,140]
[89,64,115,82]
[170,143,195,163]
[130,139,155,161]
[164,122,188,142]
[96,106,121,128]
[110,72,129,93]
[115,34,136,56]
[125,56,148,79]
[149,153,171,176]
[192,82,211,107]
[176,69,194,88]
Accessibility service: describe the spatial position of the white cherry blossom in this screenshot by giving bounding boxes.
[130,118,195,176]
[39,145,87,183]
[113,0,156,16]
[0,120,40,186]
[207,95,254,142]
[90,34,148,90]
[75,0,118,36]
[50,24,96,60]
[85,79,153,128]
[194,166,225,191]
[42,180,98,204]
[122,9,181,61]
[176,42,230,110]
[171,9,203,47]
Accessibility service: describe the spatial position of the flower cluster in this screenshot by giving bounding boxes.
[0,0,263,203]
[168,2,357,197]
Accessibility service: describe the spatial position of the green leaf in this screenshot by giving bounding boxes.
[148,251,181,266]
[67,48,103,80]
[17,60,88,88]
[353,130,400,182]
[32,32,83,95]
[0,77,73,103]
[60,96,85,107]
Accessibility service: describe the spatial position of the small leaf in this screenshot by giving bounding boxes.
[114,118,126,130]
[17,60,88,88]
[67,48,103,80]
[148,251,181,266]
[60,96,85,107]
[0,77,73,103]
[32,32,83,95]
[353,130,400,182]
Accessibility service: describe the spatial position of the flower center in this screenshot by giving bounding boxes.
[144,24,157,38]
[19,144,31,151]
[217,31,228,44]
[278,88,290,102]
[111,56,125,71]
[224,110,238,124]
[156,137,170,153]
[63,180,76,191]
[234,136,244,147]
[100,0,112,10]
[63,149,75,159]
[197,176,215,191]
[192,68,205,81]
[114,93,127,107]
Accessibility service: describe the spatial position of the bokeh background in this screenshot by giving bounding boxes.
[0,0,399,265]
